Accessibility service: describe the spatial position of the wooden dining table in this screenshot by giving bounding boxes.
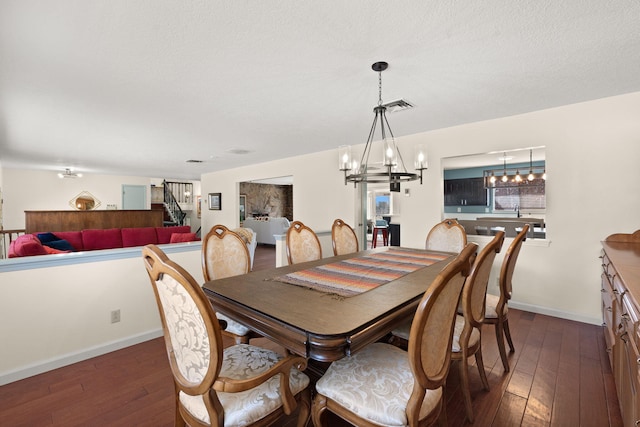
[202,246,454,363]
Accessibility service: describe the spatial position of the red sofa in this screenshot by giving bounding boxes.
[8,226,198,258]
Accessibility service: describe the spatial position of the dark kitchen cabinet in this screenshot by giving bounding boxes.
[444,178,488,206]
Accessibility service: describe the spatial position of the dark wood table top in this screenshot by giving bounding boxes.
[202,247,454,362]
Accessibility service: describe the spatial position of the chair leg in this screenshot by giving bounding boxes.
[504,318,515,353]
[475,348,490,391]
[495,321,510,372]
[459,355,474,423]
[175,399,186,427]
[311,393,328,427]
[296,388,312,427]
[437,391,448,427]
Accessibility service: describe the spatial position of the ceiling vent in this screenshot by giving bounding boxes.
[382,98,415,113]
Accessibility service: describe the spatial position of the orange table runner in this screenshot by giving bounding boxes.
[273,248,450,297]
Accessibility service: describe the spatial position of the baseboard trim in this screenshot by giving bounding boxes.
[510,301,601,326]
[0,328,163,386]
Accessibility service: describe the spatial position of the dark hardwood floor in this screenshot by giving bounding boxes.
[0,244,622,426]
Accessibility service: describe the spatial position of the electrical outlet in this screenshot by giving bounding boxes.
[457,207,461,212]
[110,309,121,324]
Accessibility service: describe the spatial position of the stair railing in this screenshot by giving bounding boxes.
[163,180,186,226]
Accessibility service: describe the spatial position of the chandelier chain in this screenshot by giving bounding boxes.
[378,71,383,106]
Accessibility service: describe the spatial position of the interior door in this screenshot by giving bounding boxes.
[122,185,147,210]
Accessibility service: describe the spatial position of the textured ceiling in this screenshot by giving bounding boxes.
[1,1,639,180]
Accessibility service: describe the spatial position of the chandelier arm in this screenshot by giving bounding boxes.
[381,110,410,173]
[360,112,379,171]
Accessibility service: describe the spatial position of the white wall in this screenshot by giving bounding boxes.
[201,149,357,238]
[0,245,203,385]
[201,91,640,325]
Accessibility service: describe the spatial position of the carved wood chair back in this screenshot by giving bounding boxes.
[286,221,322,265]
[201,224,250,281]
[331,219,358,256]
[312,243,475,427]
[426,218,467,253]
[143,244,311,427]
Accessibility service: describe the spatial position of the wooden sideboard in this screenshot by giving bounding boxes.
[601,230,640,426]
[25,210,163,234]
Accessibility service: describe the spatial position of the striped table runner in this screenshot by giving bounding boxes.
[273,248,450,297]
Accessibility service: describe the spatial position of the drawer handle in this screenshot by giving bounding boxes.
[607,307,613,312]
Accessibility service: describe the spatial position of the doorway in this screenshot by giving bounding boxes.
[122,185,147,210]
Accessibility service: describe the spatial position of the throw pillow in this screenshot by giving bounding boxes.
[170,232,198,243]
[43,239,75,251]
[37,232,60,243]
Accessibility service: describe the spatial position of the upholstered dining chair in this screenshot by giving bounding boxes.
[286,220,322,265]
[202,225,260,345]
[486,224,528,372]
[425,218,467,253]
[331,218,358,256]
[390,218,468,344]
[311,243,476,427]
[451,231,504,422]
[143,244,311,427]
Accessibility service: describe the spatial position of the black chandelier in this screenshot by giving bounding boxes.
[339,62,426,192]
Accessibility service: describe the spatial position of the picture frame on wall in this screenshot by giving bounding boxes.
[208,193,221,210]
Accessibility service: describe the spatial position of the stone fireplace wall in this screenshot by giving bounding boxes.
[239,182,293,220]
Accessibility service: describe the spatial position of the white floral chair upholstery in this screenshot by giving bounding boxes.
[202,224,261,345]
[143,244,311,427]
[286,221,322,265]
[486,224,528,372]
[425,218,467,253]
[331,218,358,256]
[452,231,504,422]
[311,243,476,427]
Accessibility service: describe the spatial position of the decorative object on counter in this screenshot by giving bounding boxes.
[338,61,427,192]
[69,191,100,211]
[208,192,221,210]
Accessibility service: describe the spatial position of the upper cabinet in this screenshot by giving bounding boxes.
[444,178,488,206]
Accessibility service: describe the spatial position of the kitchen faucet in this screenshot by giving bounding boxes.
[514,204,520,218]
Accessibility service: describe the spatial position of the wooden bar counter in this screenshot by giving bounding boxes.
[25,210,163,233]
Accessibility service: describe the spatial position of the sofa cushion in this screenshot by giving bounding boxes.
[53,231,84,251]
[9,234,47,257]
[156,226,191,244]
[169,232,199,243]
[122,227,158,248]
[43,239,75,251]
[82,228,123,250]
